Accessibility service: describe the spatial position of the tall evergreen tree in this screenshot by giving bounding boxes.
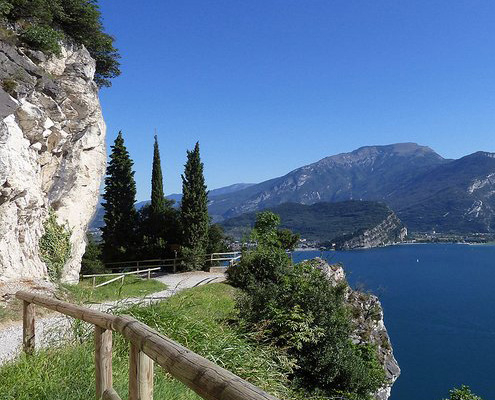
[102,131,138,261]
[136,134,179,259]
[150,135,165,214]
[180,142,210,270]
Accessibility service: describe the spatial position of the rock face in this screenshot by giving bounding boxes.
[310,258,400,400]
[334,212,407,250]
[0,35,106,282]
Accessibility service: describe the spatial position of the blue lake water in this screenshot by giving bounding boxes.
[293,244,495,400]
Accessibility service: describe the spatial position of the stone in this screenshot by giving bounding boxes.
[0,31,106,283]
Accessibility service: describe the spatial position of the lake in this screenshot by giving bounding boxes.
[293,244,495,400]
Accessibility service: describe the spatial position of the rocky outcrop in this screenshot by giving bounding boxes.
[334,212,407,250]
[310,258,400,400]
[0,31,106,282]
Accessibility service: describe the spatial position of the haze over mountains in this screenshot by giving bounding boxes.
[91,143,495,233]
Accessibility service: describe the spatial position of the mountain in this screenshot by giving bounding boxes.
[222,201,407,248]
[89,183,255,229]
[210,144,495,233]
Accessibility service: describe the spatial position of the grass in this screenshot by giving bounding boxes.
[0,275,166,325]
[0,284,295,400]
[60,274,167,304]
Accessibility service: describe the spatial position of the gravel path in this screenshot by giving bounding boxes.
[0,272,225,365]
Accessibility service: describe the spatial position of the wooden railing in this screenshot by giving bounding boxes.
[82,267,162,288]
[102,252,242,274]
[16,290,278,400]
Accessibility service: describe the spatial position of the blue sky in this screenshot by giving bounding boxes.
[98,0,495,201]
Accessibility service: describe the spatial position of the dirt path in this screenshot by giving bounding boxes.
[0,272,225,365]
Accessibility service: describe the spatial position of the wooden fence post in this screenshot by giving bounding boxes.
[129,342,153,400]
[22,300,35,355]
[95,326,113,399]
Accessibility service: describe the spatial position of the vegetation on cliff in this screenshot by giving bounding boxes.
[39,209,71,282]
[0,0,120,87]
[228,211,386,399]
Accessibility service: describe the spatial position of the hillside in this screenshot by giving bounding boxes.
[222,200,405,243]
[210,144,495,233]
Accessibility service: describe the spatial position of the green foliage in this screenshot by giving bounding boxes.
[443,386,484,400]
[227,246,291,290]
[223,201,396,242]
[1,0,120,87]
[151,135,166,215]
[0,284,292,400]
[180,142,210,270]
[277,228,300,251]
[39,209,71,281]
[235,259,386,398]
[80,234,104,275]
[252,211,281,245]
[20,24,62,55]
[249,210,301,250]
[206,223,229,254]
[136,202,180,259]
[102,131,138,262]
[2,78,17,95]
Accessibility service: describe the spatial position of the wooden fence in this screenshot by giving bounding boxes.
[16,290,278,400]
[102,252,242,274]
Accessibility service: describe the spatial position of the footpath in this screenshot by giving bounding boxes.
[0,271,225,365]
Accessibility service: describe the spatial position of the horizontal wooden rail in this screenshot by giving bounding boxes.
[16,290,278,400]
[83,267,161,280]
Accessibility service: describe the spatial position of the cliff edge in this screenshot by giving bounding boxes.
[312,258,401,400]
[0,32,106,282]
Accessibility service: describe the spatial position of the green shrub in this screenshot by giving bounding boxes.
[39,209,71,281]
[226,246,291,289]
[443,386,484,400]
[234,251,386,399]
[80,234,105,275]
[20,24,62,55]
[2,78,17,95]
[1,0,120,87]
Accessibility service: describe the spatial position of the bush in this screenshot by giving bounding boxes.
[226,246,291,289]
[39,209,71,281]
[80,234,105,275]
[21,25,62,55]
[443,386,484,400]
[233,248,385,399]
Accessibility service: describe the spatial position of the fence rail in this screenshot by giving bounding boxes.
[15,290,278,400]
[99,252,242,275]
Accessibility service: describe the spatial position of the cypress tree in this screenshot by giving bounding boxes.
[102,131,138,261]
[150,135,166,215]
[180,142,210,270]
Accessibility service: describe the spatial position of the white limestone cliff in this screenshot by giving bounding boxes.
[0,37,106,282]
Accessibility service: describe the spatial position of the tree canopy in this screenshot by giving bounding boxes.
[0,0,120,87]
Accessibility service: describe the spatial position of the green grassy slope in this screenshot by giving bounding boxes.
[0,284,292,400]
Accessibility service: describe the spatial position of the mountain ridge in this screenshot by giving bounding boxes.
[209,143,495,233]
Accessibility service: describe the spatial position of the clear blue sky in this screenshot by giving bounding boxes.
[98,0,495,201]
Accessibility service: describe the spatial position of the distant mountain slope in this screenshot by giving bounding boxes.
[222,201,405,244]
[392,152,495,232]
[210,144,495,233]
[209,143,447,218]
